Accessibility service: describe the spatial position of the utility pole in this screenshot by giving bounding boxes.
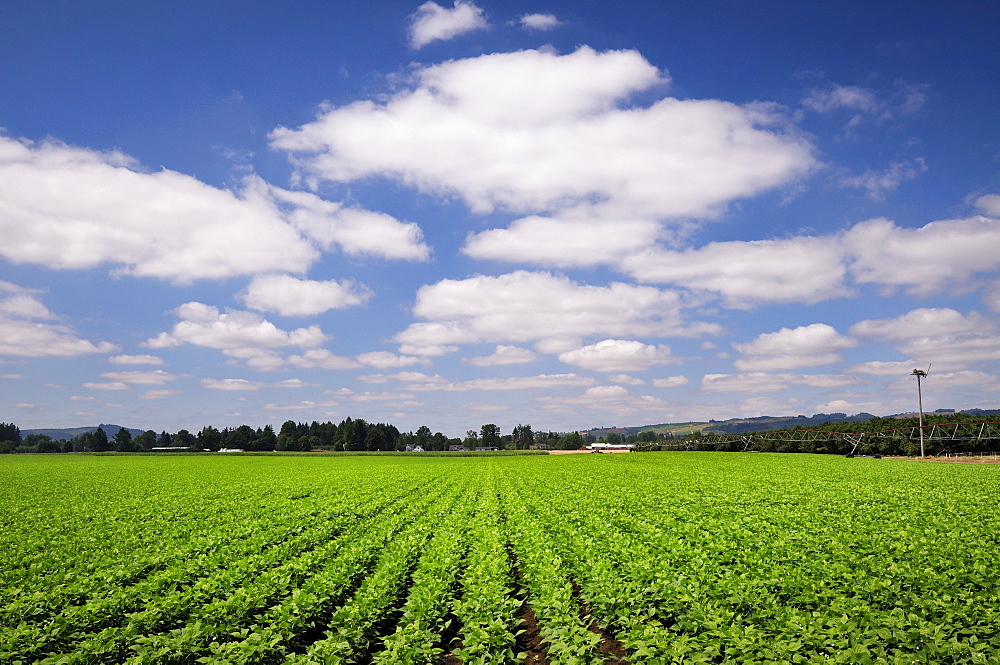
[911,368,928,457]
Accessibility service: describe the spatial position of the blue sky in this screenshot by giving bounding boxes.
[2,1,999,437]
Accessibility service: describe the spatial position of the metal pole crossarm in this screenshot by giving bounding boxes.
[912,369,927,457]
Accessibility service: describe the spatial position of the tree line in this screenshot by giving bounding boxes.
[0,420,596,454]
[12,411,993,456]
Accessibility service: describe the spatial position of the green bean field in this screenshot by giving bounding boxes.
[2,453,999,664]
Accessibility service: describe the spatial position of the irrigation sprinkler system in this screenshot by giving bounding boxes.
[635,421,1000,456]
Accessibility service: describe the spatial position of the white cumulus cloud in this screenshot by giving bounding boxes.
[270,47,814,266]
[393,270,720,352]
[0,136,313,282]
[558,339,677,372]
[621,213,1000,308]
[287,349,363,371]
[734,323,856,371]
[974,194,1000,216]
[463,216,664,268]
[201,378,262,391]
[408,1,487,49]
[357,371,447,385]
[356,351,430,369]
[83,381,129,391]
[850,308,992,341]
[140,389,183,400]
[464,345,538,367]
[623,236,849,307]
[653,376,690,388]
[701,373,855,393]
[850,308,1000,368]
[145,302,327,355]
[609,374,646,386]
[843,216,1000,296]
[0,293,57,320]
[269,188,430,261]
[99,370,179,385]
[108,354,164,366]
[0,135,426,284]
[845,360,918,376]
[241,274,372,316]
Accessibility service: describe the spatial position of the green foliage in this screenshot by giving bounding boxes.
[92,426,110,452]
[174,428,196,449]
[2,454,999,663]
[197,426,221,451]
[479,423,501,448]
[0,422,21,450]
[558,431,583,449]
[113,427,134,453]
[511,423,533,450]
[135,429,157,450]
[23,433,59,453]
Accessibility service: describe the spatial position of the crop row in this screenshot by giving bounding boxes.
[2,453,999,663]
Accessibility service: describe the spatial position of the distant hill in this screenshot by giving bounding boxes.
[629,422,710,437]
[634,416,841,436]
[702,412,877,434]
[21,424,146,441]
[633,408,999,436]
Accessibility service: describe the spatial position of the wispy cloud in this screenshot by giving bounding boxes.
[0,283,116,357]
[514,13,562,31]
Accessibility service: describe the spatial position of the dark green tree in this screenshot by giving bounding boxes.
[276,420,300,451]
[480,423,501,448]
[0,422,21,451]
[197,426,221,451]
[134,430,157,450]
[68,431,91,452]
[254,425,277,451]
[229,425,256,450]
[319,421,337,447]
[396,431,415,451]
[431,431,448,451]
[24,433,57,452]
[338,418,368,451]
[558,432,583,450]
[112,428,134,452]
[92,427,110,452]
[512,423,534,450]
[364,423,399,451]
[174,429,196,449]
